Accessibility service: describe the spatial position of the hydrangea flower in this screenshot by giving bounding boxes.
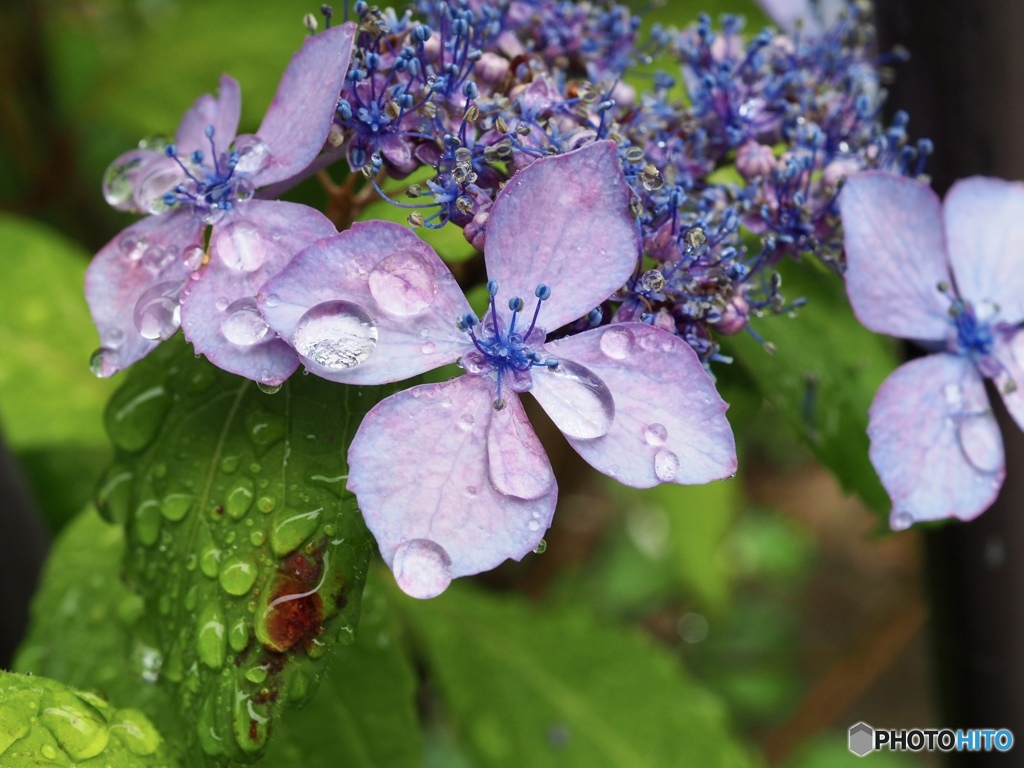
[86,23,355,384]
[840,172,1024,528]
[259,140,737,597]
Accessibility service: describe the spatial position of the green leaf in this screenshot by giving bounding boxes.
[264,568,423,768]
[14,508,176,731]
[397,585,753,768]
[0,215,114,448]
[722,261,897,513]
[15,446,112,535]
[97,335,389,765]
[0,670,179,767]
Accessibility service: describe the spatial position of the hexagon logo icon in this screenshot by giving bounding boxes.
[849,722,874,757]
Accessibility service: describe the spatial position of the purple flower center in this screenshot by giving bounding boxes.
[458,281,558,409]
[162,126,269,222]
[942,284,1014,387]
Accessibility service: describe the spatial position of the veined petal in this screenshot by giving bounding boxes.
[839,172,951,341]
[175,75,242,158]
[348,377,557,598]
[944,177,1024,325]
[254,22,357,188]
[542,323,737,486]
[994,329,1024,432]
[483,140,640,330]
[179,200,335,384]
[85,212,202,376]
[259,220,472,384]
[868,353,1004,527]
[487,394,555,499]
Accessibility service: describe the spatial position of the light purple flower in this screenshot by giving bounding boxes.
[840,172,1024,528]
[754,0,844,35]
[259,141,737,598]
[86,23,355,384]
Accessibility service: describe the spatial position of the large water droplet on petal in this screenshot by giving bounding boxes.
[142,243,174,272]
[532,359,615,439]
[654,449,680,482]
[134,281,184,340]
[182,245,206,271]
[90,346,121,378]
[232,134,271,174]
[136,159,184,214]
[213,220,274,272]
[957,413,1002,473]
[220,297,269,346]
[292,301,378,370]
[392,539,453,599]
[103,152,146,211]
[119,233,147,262]
[599,325,634,360]
[368,250,437,316]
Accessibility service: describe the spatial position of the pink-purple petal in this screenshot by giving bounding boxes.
[483,140,640,330]
[753,0,842,34]
[868,353,1004,527]
[175,75,242,158]
[254,23,357,188]
[179,200,335,384]
[541,323,737,486]
[258,220,472,384]
[487,393,555,499]
[944,177,1024,324]
[348,377,557,598]
[85,212,202,376]
[995,330,1024,432]
[839,172,952,341]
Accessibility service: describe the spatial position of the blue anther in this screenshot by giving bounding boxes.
[487,279,499,296]
[204,125,215,139]
[535,284,551,301]
[462,81,479,99]
[164,144,178,157]
[508,297,524,312]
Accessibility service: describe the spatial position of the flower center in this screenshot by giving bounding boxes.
[161,126,269,223]
[942,283,1014,388]
[458,281,558,409]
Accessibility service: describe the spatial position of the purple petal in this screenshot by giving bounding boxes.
[175,75,242,158]
[348,376,557,598]
[259,220,472,384]
[254,23,356,188]
[868,353,1004,527]
[839,172,952,341]
[179,200,335,384]
[487,394,555,499]
[753,0,842,33]
[944,177,1024,324]
[541,323,737,486]
[85,213,203,376]
[483,140,640,330]
[995,329,1024,431]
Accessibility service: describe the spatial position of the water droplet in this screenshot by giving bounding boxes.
[160,492,194,522]
[96,465,135,524]
[133,281,183,340]
[134,499,162,545]
[264,293,281,308]
[41,744,57,759]
[39,690,110,760]
[533,539,547,554]
[367,250,437,316]
[533,360,614,439]
[245,410,286,452]
[257,496,275,513]
[229,618,250,652]
[220,454,240,474]
[106,383,171,452]
[225,478,255,519]
[213,220,276,272]
[528,520,541,531]
[245,665,269,684]
[643,423,668,446]
[958,414,1002,473]
[103,152,146,210]
[103,327,125,350]
[271,508,322,557]
[654,450,680,482]
[110,709,161,756]
[465,485,478,497]
[141,243,173,272]
[943,382,962,408]
[221,297,269,346]
[250,530,266,546]
[215,296,229,312]
[182,245,205,271]
[392,539,453,599]
[421,341,437,354]
[137,159,183,214]
[232,134,271,174]
[90,346,120,377]
[196,601,227,668]
[891,510,914,531]
[458,413,476,431]
[257,381,282,394]
[292,301,378,370]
